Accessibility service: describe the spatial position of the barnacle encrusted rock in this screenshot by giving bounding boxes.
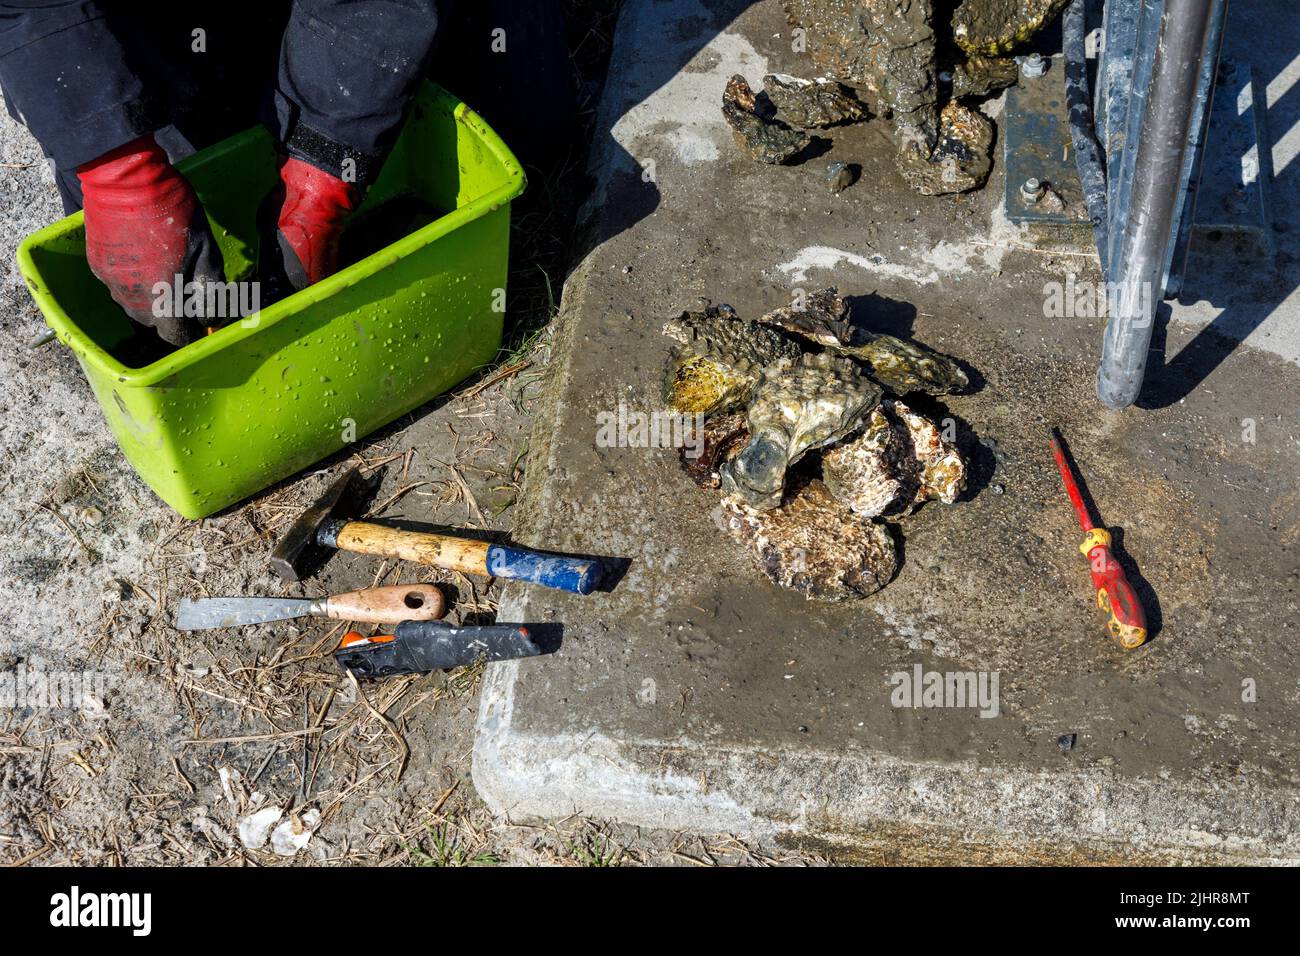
[823,399,966,517]
[778,0,1013,196]
[756,287,853,347]
[721,352,882,510]
[897,101,994,195]
[781,0,939,135]
[680,412,749,490]
[720,479,898,601]
[722,75,811,165]
[662,305,803,415]
[952,0,1070,55]
[764,74,870,128]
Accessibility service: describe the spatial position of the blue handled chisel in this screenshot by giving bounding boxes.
[270,467,602,595]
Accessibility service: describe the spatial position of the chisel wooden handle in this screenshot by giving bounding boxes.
[318,520,602,595]
[323,584,445,624]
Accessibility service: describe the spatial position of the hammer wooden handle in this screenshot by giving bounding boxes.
[320,521,602,595]
[323,584,445,624]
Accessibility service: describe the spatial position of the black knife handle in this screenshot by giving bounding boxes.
[334,620,544,679]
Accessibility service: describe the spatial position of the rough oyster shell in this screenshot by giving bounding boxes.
[833,331,969,395]
[722,75,811,165]
[680,412,749,489]
[662,305,802,415]
[953,0,1070,56]
[950,55,1020,99]
[823,399,966,517]
[898,101,994,196]
[764,73,870,128]
[720,479,898,601]
[756,287,852,346]
[721,352,882,510]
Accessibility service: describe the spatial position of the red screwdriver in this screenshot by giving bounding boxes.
[1048,428,1148,649]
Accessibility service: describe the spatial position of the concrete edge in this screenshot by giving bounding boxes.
[473,632,1299,862]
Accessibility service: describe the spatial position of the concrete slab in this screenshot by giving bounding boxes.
[474,0,1300,862]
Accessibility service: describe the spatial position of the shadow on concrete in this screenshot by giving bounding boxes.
[1137,1,1299,409]
[573,0,759,257]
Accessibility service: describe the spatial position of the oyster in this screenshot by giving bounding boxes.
[764,74,869,128]
[720,479,898,601]
[898,101,994,196]
[834,331,968,395]
[953,0,1070,56]
[680,412,749,489]
[756,287,852,347]
[821,406,907,517]
[779,0,1009,196]
[950,56,1020,99]
[891,400,966,505]
[759,287,968,394]
[823,399,966,517]
[721,352,882,510]
[780,0,938,136]
[722,75,811,165]
[662,305,803,415]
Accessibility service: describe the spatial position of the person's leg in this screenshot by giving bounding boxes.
[0,2,226,344]
[259,0,439,295]
[0,1,165,172]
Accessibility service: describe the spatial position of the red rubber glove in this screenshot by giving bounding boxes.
[259,156,359,299]
[77,135,225,346]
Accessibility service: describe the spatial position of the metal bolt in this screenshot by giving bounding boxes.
[1020,178,1045,203]
[1021,52,1048,78]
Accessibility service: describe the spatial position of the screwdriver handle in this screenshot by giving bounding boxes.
[1081,529,1147,649]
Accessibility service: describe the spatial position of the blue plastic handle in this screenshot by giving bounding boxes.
[485,545,602,595]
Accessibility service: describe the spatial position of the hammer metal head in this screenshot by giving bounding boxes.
[270,467,363,582]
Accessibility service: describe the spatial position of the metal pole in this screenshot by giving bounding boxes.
[1064,0,1109,273]
[1096,0,1216,409]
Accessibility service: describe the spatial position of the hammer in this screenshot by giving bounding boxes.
[271,468,602,595]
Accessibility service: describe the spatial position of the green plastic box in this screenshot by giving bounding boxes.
[17,83,525,519]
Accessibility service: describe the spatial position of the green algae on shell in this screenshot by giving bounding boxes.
[661,305,802,415]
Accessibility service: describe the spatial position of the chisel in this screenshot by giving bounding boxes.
[334,619,547,679]
[1048,428,1147,649]
[175,584,445,630]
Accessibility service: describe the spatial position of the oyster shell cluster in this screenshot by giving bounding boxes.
[665,289,970,601]
[722,1,1067,195]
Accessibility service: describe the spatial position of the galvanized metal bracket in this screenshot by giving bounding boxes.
[1003,55,1091,225]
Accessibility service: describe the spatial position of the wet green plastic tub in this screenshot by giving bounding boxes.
[17,82,525,518]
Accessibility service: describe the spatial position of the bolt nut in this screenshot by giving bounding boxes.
[1020,178,1046,203]
[1020,52,1048,78]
